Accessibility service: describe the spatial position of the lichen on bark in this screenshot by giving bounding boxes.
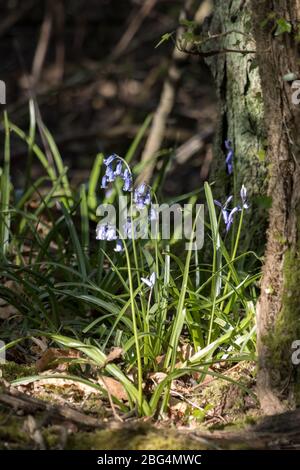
[251,0,300,413]
[204,0,268,252]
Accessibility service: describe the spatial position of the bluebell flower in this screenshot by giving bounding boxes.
[101,154,133,192]
[101,154,125,188]
[134,183,151,209]
[135,183,146,197]
[114,160,123,176]
[141,272,156,289]
[96,223,108,240]
[122,168,133,192]
[215,195,244,232]
[114,239,124,252]
[225,140,234,175]
[240,184,249,209]
[215,186,250,232]
[123,217,135,238]
[96,223,117,241]
[104,154,117,166]
[226,206,239,232]
[106,165,116,183]
[106,224,117,241]
[214,195,233,227]
[101,175,108,189]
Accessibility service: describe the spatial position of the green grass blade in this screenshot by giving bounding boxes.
[0,111,11,256]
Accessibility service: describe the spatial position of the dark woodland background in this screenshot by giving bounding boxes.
[0,0,216,194]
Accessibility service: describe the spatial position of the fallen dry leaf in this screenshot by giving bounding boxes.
[36,348,80,372]
[98,375,128,401]
[105,347,123,364]
[149,372,167,384]
[0,300,18,320]
[0,280,20,319]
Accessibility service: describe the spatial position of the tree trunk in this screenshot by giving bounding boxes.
[204,0,267,252]
[251,0,300,413]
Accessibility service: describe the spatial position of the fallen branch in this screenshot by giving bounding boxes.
[0,379,102,429]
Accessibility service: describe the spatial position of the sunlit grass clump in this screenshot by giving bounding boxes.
[0,102,260,417]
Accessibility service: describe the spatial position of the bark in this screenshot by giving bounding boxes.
[204,0,267,252]
[251,0,300,413]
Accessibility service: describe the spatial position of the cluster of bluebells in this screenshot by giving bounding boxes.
[214,184,249,233]
[101,154,133,192]
[96,154,153,252]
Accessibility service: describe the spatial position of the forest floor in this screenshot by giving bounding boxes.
[1,360,299,450]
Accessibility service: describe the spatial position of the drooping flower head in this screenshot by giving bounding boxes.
[101,154,133,192]
[98,156,153,249]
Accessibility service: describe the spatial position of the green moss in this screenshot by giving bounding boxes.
[66,425,211,450]
[263,248,300,405]
[0,410,30,449]
[43,428,61,449]
[1,361,36,382]
[199,362,257,423]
